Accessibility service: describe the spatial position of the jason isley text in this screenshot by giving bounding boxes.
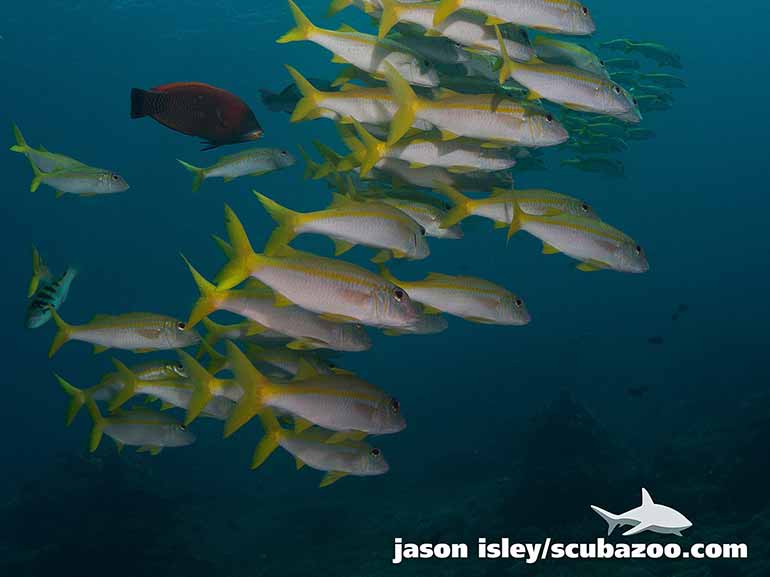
[393,538,549,564]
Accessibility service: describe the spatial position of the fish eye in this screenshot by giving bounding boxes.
[632,97,638,105]
[370,448,381,457]
[635,245,642,255]
[281,150,288,156]
[419,226,426,236]
[514,298,523,308]
[390,398,400,413]
[599,60,605,66]
[392,288,404,302]
[581,202,590,212]
[545,114,553,123]
[176,362,184,370]
[613,85,622,94]
[112,174,120,181]
[581,6,589,15]
[177,322,186,331]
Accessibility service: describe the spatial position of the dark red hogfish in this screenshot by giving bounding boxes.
[130,82,263,150]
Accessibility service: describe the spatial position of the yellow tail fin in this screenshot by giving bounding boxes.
[351,119,387,176]
[433,0,462,26]
[285,65,324,122]
[54,373,87,426]
[223,341,270,438]
[434,182,473,228]
[107,358,142,412]
[10,123,29,153]
[178,349,218,425]
[297,144,321,179]
[198,317,226,357]
[494,25,515,85]
[252,408,283,469]
[177,159,206,192]
[277,0,317,44]
[85,399,107,453]
[383,63,421,146]
[29,160,45,193]
[182,254,226,328]
[210,234,234,258]
[215,205,261,290]
[48,308,74,358]
[378,0,402,39]
[507,195,524,242]
[28,245,45,297]
[253,191,301,256]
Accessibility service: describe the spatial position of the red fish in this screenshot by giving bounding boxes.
[130,82,263,150]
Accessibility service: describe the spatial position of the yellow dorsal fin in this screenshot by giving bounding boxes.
[337,23,359,33]
[424,272,456,282]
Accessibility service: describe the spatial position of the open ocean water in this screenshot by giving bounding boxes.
[2,1,770,576]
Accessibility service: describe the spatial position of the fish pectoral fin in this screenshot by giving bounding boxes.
[331,54,348,64]
[480,142,508,149]
[371,249,393,263]
[295,457,306,470]
[319,470,348,487]
[319,313,358,323]
[55,190,66,198]
[133,348,156,354]
[274,293,294,307]
[541,242,560,255]
[447,166,476,174]
[622,523,650,537]
[333,238,356,256]
[422,305,443,315]
[408,162,428,169]
[93,344,109,354]
[286,338,325,351]
[485,16,506,25]
[137,445,163,456]
[160,401,174,411]
[493,221,508,229]
[223,176,235,182]
[439,129,459,141]
[462,316,496,325]
[326,430,368,444]
[526,90,542,101]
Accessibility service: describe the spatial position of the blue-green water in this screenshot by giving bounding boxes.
[3,1,770,575]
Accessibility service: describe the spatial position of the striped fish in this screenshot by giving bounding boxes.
[26,247,77,329]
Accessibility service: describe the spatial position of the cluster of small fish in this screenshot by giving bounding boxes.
[20,0,679,488]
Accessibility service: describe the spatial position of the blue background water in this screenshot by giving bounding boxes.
[2,1,769,575]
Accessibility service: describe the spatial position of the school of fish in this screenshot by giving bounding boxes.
[17,0,684,487]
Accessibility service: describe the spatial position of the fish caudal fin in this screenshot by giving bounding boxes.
[48,308,73,358]
[590,505,622,536]
[378,0,402,39]
[383,63,420,146]
[252,408,283,469]
[350,119,386,176]
[506,195,524,242]
[198,338,229,375]
[10,123,29,154]
[210,234,235,258]
[297,144,321,179]
[28,245,44,297]
[178,349,218,425]
[433,0,461,26]
[182,254,226,328]
[215,205,261,290]
[285,65,323,123]
[223,341,269,437]
[54,373,87,426]
[85,399,107,453]
[253,191,301,256]
[277,0,317,44]
[130,88,150,119]
[177,159,206,192]
[197,317,226,358]
[29,160,45,192]
[107,358,142,412]
[434,182,472,228]
[494,25,515,85]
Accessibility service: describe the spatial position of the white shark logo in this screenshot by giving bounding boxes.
[591,488,692,537]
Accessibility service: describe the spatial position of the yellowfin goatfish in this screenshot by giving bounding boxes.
[10,124,88,172]
[285,66,432,132]
[436,183,598,229]
[183,258,372,352]
[26,246,77,329]
[377,0,534,62]
[214,206,420,328]
[277,1,439,87]
[495,28,642,124]
[348,119,516,176]
[433,0,595,36]
[84,399,195,454]
[54,359,189,425]
[532,36,607,77]
[224,341,405,437]
[254,191,430,261]
[507,198,649,273]
[384,63,568,147]
[29,162,129,197]
[253,408,389,487]
[48,309,200,358]
[380,266,530,325]
[177,148,296,192]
